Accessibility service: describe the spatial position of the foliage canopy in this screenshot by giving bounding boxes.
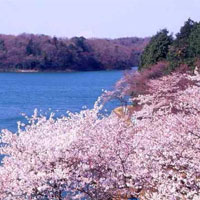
[139,29,172,70]
[0,34,149,72]
[140,19,200,72]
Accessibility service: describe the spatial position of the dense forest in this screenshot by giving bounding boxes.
[140,18,200,73]
[0,34,149,72]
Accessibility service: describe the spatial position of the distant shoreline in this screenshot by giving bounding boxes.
[16,69,75,73]
[0,69,76,73]
[16,69,39,73]
[0,34,149,73]
[0,68,134,73]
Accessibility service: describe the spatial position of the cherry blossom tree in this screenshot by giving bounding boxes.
[0,72,200,199]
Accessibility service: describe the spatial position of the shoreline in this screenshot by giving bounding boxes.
[0,68,132,73]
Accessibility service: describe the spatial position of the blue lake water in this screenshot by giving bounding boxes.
[0,70,124,132]
[0,69,139,199]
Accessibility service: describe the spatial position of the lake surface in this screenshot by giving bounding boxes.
[0,70,124,132]
[0,69,139,198]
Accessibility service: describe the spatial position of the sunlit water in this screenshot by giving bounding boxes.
[0,70,126,164]
[0,69,140,199]
[0,70,126,132]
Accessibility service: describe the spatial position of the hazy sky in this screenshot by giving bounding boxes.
[0,0,200,38]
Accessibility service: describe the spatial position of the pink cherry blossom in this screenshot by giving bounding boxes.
[0,72,200,199]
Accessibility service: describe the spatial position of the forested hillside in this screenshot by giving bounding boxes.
[139,18,200,73]
[0,34,149,71]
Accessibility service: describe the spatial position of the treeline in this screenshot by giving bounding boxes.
[140,18,200,72]
[0,34,149,71]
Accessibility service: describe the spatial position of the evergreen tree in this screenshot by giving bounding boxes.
[176,18,195,42]
[139,29,172,70]
[188,22,200,57]
[167,19,197,71]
